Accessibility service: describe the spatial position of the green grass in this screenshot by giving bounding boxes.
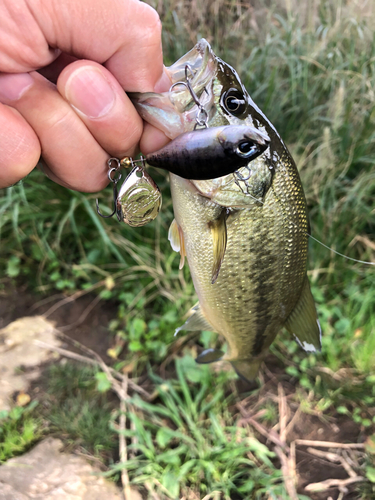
[43,363,118,459]
[0,402,42,463]
[1,0,375,498]
[106,356,310,499]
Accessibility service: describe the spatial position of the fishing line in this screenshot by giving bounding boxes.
[307,233,375,266]
[233,170,375,266]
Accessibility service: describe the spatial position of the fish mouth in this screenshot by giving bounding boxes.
[130,39,218,139]
[167,39,217,100]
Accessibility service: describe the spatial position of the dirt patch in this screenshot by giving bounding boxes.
[292,414,365,500]
[236,365,369,500]
[0,286,118,361]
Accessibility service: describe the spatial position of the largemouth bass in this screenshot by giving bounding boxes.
[133,39,321,381]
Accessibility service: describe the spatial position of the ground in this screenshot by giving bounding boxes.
[1,285,371,500]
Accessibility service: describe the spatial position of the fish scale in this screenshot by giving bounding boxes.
[170,158,307,362]
[133,39,321,380]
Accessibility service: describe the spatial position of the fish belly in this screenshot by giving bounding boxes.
[170,156,308,362]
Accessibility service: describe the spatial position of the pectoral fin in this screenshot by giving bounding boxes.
[168,218,186,269]
[209,209,228,284]
[195,348,224,364]
[285,276,322,352]
[175,303,215,336]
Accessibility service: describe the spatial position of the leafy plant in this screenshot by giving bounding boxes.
[0,402,41,463]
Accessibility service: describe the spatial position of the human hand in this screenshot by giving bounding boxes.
[0,0,171,191]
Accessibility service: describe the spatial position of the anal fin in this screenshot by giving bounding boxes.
[231,358,263,382]
[285,275,322,352]
[175,303,215,336]
[168,218,186,269]
[209,209,228,284]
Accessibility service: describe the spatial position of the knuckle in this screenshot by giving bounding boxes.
[137,4,162,45]
[42,106,74,135]
[118,120,142,154]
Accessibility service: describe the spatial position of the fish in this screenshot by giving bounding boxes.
[132,39,321,381]
[145,125,270,180]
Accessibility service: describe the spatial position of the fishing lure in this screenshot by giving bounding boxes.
[96,65,270,227]
[96,157,162,227]
[145,125,269,180]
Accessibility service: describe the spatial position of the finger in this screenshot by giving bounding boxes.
[56,60,143,158]
[0,71,111,192]
[27,0,167,91]
[140,123,170,156]
[0,104,41,188]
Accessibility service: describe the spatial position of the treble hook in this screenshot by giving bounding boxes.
[96,159,122,221]
[170,65,209,129]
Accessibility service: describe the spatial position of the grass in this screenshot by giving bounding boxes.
[0,402,42,463]
[0,0,375,498]
[106,356,302,499]
[43,363,119,459]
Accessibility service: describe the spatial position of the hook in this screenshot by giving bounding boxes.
[96,181,119,219]
[96,160,122,220]
[169,65,209,129]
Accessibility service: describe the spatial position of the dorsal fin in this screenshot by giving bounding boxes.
[209,209,228,284]
[285,276,322,352]
[168,218,186,269]
[175,303,215,336]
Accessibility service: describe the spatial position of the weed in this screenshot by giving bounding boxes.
[0,402,41,463]
[43,363,118,459]
[107,356,310,499]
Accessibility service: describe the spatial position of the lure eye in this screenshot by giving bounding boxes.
[236,140,257,158]
[222,89,247,116]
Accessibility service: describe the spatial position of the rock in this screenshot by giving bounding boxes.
[0,316,61,411]
[0,438,123,500]
[0,483,29,500]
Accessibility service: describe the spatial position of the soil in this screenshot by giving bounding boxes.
[0,284,371,500]
[0,285,118,361]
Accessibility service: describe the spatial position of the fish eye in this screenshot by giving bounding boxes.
[222,89,247,116]
[236,140,257,158]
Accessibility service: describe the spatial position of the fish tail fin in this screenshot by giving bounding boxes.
[231,358,263,382]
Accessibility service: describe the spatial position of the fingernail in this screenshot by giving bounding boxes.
[0,73,33,101]
[65,68,116,118]
[154,68,172,92]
